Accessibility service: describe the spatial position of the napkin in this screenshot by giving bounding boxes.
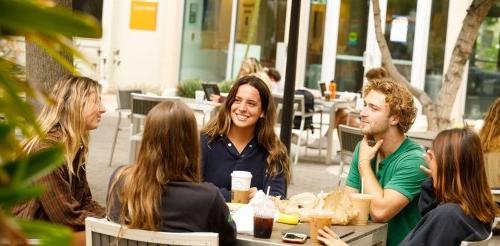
[232,190,274,235]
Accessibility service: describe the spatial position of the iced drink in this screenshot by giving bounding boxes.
[310,210,334,243]
[253,198,276,239]
[349,193,373,225]
[230,171,252,204]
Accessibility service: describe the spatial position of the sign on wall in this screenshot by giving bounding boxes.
[130,0,158,31]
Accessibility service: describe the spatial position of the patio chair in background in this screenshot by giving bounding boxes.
[108,89,141,166]
[273,93,313,166]
[85,217,218,246]
[338,124,364,182]
[129,93,179,163]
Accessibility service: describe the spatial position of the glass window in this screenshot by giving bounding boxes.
[465,5,500,119]
[423,0,449,101]
[385,0,417,81]
[179,0,233,82]
[232,0,287,77]
[333,0,368,92]
[304,0,327,89]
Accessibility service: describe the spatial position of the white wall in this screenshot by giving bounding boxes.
[104,0,183,94]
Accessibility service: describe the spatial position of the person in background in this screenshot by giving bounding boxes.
[479,98,500,153]
[106,101,236,245]
[344,76,427,246]
[12,75,106,244]
[201,75,290,201]
[266,67,284,93]
[478,98,500,217]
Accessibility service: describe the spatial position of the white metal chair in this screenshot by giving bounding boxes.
[273,93,313,166]
[129,93,179,163]
[460,231,493,246]
[337,125,364,181]
[85,217,218,246]
[108,89,141,166]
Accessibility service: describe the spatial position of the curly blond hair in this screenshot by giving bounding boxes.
[363,78,416,133]
[479,98,500,152]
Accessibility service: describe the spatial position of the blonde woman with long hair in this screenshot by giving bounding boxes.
[12,75,106,231]
[106,101,236,245]
[479,98,500,152]
[201,75,291,201]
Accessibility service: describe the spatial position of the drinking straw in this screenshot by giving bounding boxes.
[361,177,364,194]
[266,186,270,199]
[318,190,324,209]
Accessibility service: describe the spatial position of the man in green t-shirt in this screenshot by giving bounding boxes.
[344,76,427,246]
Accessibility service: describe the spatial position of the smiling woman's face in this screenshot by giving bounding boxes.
[230,84,263,131]
[83,93,106,130]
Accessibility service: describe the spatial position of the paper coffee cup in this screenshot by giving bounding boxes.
[309,210,334,243]
[230,171,252,203]
[349,193,373,225]
[195,90,205,102]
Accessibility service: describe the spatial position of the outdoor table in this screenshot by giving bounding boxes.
[180,97,220,125]
[318,99,356,165]
[236,222,387,245]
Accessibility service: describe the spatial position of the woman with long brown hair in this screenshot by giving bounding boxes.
[12,75,106,231]
[106,101,236,245]
[201,75,290,201]
[400,128,498,245]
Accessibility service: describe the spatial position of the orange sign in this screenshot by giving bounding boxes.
[129,1,158,31]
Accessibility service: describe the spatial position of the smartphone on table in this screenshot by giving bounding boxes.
[282,232,307,244]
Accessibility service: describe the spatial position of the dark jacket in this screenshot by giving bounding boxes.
[107,166,237,245]
[400,178,492,246]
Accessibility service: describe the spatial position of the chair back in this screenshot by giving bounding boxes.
[338,124,364,161]
[130,93,180,119]
[85,217,218,246]
[117,90,141,110]
[460,232,493,246]
[272,93,300,125]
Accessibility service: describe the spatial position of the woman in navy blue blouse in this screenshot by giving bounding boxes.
[201,75,291,201]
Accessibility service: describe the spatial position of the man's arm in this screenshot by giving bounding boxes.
[358,159,409,221]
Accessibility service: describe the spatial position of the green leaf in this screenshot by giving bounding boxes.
[2,145,64,186]
[17,219,73,246]
[0,0,101,38]
[0,186,44,208]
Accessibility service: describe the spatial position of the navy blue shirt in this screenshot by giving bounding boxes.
[201,134,286,201]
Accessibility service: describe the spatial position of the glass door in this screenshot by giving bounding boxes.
[230,0,288,79]
[304,0,327,89]
[333,0,369,92]
[179,0,233,82]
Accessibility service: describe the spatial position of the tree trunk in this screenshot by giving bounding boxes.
[371,0,437,130]
[26,0,73,113]
[371,0,496,130]
[435,0,496,127]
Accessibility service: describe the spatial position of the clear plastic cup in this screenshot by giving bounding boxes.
[253,198,276,239]
[349,193,373,225]
[309,210,334,243]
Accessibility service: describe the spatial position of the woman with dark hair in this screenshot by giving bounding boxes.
[201,75,291,201]
[106,101,236,245]
[400,128,498,245]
